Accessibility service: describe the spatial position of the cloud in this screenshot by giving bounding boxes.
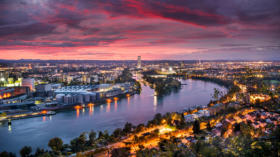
[0,0,279,60]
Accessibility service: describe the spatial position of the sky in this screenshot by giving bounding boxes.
[0,0,279,60]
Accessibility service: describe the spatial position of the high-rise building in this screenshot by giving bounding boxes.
[137,56,141,69]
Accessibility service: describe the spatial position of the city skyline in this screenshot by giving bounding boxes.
[0,0,279,60]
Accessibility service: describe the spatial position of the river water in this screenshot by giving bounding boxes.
[0,79,227,154]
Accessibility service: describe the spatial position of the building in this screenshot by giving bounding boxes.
[22,78,35,91]
[55,92,97,105]
[0,87,13,100]
[55,85,96,94]
[36,84,52,92]
[54,83,133,105]
[137,56,141,69]
[82,75,89,84]
[36,83,62,92]
[184,114,198,122]
[0,87,30,104]
[249,94,271,103]
[35,83,62,97]
[67,76,73,84]
[54,85,98,105]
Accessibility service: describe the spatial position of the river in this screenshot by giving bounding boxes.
[0,79,227,154]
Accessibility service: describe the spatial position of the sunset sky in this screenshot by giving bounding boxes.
[0,0,279,60]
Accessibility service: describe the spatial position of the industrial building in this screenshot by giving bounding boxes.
[54,83,134,105]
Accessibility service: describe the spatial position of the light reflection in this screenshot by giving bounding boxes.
[49,116,52,120]
[187,79,193,90]
[114,101,118,112]
[8,125,12,132]
[76,109,80,118]
[106,102,111,113]
[100,105,103,112]
[43,116,46,122]
[88,103,94,116]
[126,94,130,106]
[89,106,94,116]
[127,96,130,106]
[153,94,157,112]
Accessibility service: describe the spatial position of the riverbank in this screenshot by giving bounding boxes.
[0,110,56,123]
[187,76,233,88]
[143,75,181,96]
[0,79,227,155]
[0,91,138,123]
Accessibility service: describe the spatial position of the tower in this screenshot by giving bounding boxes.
[137,56,141,69]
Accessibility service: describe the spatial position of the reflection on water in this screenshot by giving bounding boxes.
[153,95,157,112]
[114,101,118,112]
[100,105,104,112]
[76,109,80,118]
[89,106,94,116]
[42,116,52,122]
[8,125,12,132]
[0,79,227,154]
[127,96,130,105]
[106,102,111,113]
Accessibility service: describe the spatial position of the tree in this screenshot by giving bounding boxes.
[20,146,32,157]
[199,145,219,157]
[136,148,158,157]
[70,133,87,152]
[193,120,200,134]
[225,135,252,156]
[112,128,123,138]
[98,131,104,139]
[135,123,145,133]
[115,69,134,83]
[34,148,46,157]
[207,121,212,131]
[159,139,169,151]
[0,151,16,157]
[133,135,139,143]
[89,130,96,145]
[103,130,110,140]
[212,88,221,101]
[240,122,253,137]
[153,113,162,125]
[233,123,241,133]
[38,152,52,157]
[48,137,63,152]
[111,147,130,157]
[123,122,133,134]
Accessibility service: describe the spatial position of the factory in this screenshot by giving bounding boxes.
[54,83,134,105]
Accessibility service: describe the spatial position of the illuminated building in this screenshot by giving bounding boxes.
[0,87,13,100]
[0,87,30,104]
[249,94,270,103]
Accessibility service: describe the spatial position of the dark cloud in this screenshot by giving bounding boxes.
[0,23,55,40]
[0,0,279,60]
[220,44,252,47]
[79,52,115,56]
